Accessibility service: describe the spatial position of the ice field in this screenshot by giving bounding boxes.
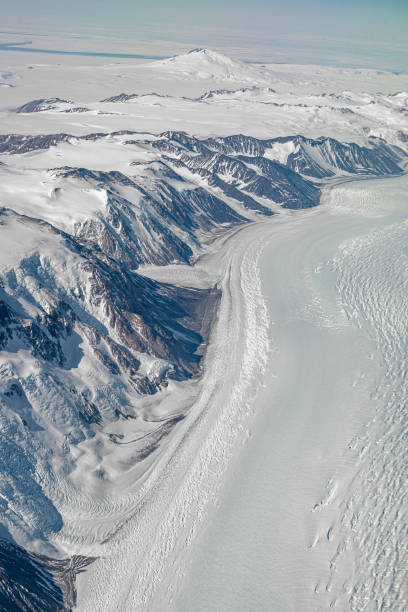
[169,175,408,612]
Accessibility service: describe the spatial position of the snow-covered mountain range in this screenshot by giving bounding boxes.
[0,48,407,610]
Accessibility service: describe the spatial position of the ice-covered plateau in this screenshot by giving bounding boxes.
[0,48,407,610]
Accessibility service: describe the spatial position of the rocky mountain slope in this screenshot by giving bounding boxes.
[0,47,407,610]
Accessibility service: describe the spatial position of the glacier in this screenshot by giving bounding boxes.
[0,46,407,610]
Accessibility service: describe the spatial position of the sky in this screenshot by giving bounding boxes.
[1,0,407,70]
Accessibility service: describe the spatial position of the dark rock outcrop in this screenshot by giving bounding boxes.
[0,538,95,612]
[15,99,71,114]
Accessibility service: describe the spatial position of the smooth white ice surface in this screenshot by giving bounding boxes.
[159,176,408,612]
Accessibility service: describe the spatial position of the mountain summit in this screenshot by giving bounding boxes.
[149,48,267,82]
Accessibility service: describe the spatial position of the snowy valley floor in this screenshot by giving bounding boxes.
[76,174,407,611]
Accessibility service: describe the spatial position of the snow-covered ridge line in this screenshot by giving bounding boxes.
[98,86,277,104]
[15,98,91,114]
[0,119,406,610]
[8,77,408,154]
[0,130,404,178]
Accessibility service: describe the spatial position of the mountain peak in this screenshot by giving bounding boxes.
[148,48,266,83]
[186,48,226,58]
[187,48,206,54]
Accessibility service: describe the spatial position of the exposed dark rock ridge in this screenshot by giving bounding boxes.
[270,135,405,178]
[203,133,267,156]
[0,131,137,155]
[140,132,406,197]
[15,99,71,113]
[0,133,73,154]
[198,86,276,100]
[100,92,173,103]
[62,107,90,114]
[157,131,405,177]
[52,165,246,267]
[100,86,276,104]
[0,538,95,611]
[163,150,318,209]
[237,155,319,208]
[0,207,214,388]
[0,130,404,185]
[0,293,76,368]
[15,98,90,115]
[101,92,141,103]
[163,156,274,215]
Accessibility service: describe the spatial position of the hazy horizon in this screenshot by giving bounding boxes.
[1,0,407,71]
